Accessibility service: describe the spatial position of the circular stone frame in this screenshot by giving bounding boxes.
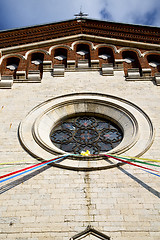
[19,93,154,171]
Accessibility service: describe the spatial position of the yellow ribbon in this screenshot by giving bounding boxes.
[109,154,160,163]
[0,160,37,165]
[0,153,160,166]
[81,150,90,156]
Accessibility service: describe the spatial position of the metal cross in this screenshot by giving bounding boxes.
[74,10,88,19]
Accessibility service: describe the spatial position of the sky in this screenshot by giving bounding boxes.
[0,0,160,31]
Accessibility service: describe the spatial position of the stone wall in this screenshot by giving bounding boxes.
[0,70,160,239]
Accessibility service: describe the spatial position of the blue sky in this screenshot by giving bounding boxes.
[0,0,160,31]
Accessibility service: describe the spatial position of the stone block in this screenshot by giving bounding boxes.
[53,64,65,77]
[102,63,114,75]
[77,60,89,68]
[127,68,140,78]
[27,70,41,81]
[115,59,124,70]
[142,68,151,77]
[67,60,75,70]
[0,75,13,88]
[154,73,160,85]
[16,71,26,80]
[91,60,99,68]
[1,75,13,80]
[43,61,52,72]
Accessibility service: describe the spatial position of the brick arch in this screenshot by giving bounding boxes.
[97,46,115,67]
[94,44,118,53]
[118,47,142,58]
[0,53,24,65]
[52,47,68,68]
[145,52,160,75]
[143,51,160,57]
[122,50,142,77]
[0,55,23,79]
[74,42,92,67]
[25,49,49,60]
[71,40,94,51]
[26,50,47,79]
[49,45,71,55]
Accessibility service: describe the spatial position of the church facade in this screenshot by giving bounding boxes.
[0,17,160,239]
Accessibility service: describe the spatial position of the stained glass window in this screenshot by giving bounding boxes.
[50,116,123,154]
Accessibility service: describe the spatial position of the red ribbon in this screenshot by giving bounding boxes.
[0,157,60,180]
[105,155,160,173]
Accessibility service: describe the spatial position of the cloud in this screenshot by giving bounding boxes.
[101,0,160,26]
[100,8,112,21]
[0,0,159,31]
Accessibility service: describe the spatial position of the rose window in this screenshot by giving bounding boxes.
[50,116,123,154]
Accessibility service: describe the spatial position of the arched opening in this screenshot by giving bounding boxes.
[122,50,142,77]
[147,54,160,75]
[76,44,91,67]
[6,57,20,79]
[98,47,114,67]
[30,52,44,79]
[54,48,67,68]
[31,52,44,64]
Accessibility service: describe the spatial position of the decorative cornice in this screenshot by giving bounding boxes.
[1,34,160,56]
[0,19,159,50]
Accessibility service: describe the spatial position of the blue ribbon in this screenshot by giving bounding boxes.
[0,155,68,184]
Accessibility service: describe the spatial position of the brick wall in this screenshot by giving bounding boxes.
[1,40,160,78]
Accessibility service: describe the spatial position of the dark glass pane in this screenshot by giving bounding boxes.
[51,130,72,143]
[96,122,109,130]
[75,116,96,128]
[62,122,76,131]
[60,142,77,152]
[100,129,122,142]
[97,141,112,151]
[74,129,99,144]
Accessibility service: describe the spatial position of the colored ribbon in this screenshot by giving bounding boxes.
[111,154,160,163]
[105,155,160,174]
[1,152,160,185]
[0,155,68,184]
[143,170,160,177]
[109,155,160,168]
[81,150,90,156]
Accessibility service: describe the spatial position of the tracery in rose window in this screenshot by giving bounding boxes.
[50,116,123,154]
